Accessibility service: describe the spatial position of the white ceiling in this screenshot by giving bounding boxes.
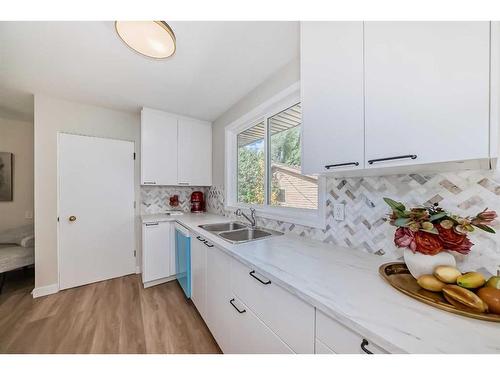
[0,21,299,122]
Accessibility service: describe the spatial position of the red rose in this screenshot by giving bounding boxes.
[414,231,444,255]
[436,224,466,246]
[448,236,473,254]
[436,224,473,254]
[394,227,417,252]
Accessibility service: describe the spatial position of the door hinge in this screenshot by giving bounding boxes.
[134,250,136,257]
[57,217,60,222]
[134,201,136,209]
[133,152,136,160]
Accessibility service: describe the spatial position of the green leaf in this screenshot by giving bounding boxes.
[394,218,411,227]
[420,227,439,235]
[429,212,447,222]
[383,198,406,212]
[472,224,496,234]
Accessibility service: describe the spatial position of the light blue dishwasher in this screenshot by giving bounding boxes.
[175,223,191,298]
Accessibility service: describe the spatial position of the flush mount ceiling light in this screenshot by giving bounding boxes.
[115,21,176,59]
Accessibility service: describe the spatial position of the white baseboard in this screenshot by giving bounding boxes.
[32,283,59,298]
[143,275,177,288]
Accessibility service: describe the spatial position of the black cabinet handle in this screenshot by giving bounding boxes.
[143,181,157,185]
[229,298,246,313]
[360,339,373,354]
[368,155,417,165]
[325,162,359,169]
[196,236,205,242]
[145,222,159,226]
[249,270,271,285]
[204,242,214,248]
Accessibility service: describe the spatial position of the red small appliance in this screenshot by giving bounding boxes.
[190,191,205,213]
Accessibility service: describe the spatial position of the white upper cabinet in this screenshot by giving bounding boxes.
[364,21,490,169]
[141,108,178,185]
[301,22,365,174]
[178,118,212,186]
[141,107,212,186]
[301,21,496,176]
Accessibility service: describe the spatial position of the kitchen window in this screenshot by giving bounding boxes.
[226,84,325,228]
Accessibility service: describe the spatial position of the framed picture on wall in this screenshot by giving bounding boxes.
[0,152,13,201]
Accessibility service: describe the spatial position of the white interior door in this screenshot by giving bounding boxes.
[58,133,135,290]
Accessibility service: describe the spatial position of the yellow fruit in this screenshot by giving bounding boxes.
[442,285,488,313]
[434,266,462,283]
[486,272,500,290]
[457,272,486,289]
[417,275,445,292]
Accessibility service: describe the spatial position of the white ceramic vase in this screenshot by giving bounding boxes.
[403,248,456,279]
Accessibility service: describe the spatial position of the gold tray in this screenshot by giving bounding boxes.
[379,262,500,323]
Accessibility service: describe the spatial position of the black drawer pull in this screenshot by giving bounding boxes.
[360,339,373,354]
[196,236,205,242]
[229,298,246,313]
[143,181,157,184]
[325,161,359,169]
[145,222,159,226]
[249,270,271,285]
[368,154,417,165]
[204,242,214,248]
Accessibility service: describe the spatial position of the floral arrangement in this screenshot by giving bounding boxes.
[384,198,497,256]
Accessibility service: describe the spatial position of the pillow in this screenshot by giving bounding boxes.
[20,235,34,248]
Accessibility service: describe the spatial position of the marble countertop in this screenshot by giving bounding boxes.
[142,212,500,354]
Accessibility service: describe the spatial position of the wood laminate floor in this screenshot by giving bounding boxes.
[0,269,221,354]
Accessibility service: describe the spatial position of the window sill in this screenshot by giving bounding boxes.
[225,204,326,230]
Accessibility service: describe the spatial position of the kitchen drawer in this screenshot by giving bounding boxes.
[228,296,293,354]
[230,258,315,353]
[316,310,388,354]
[315,339,336,354]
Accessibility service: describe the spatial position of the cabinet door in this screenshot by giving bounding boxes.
[142,222,172,283]
[316,310,388,354]
[205,245,232,352]
[228,296,293,354]
[364,21,490,169]
[230,258,315,353]
[141,108,178,185]
[191,234,207,319]
[301,21,364,174]
[178,119,212,186]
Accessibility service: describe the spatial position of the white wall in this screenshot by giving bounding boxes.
[0,116,34,231]
[34,95,140,291]
[211,58,300,188]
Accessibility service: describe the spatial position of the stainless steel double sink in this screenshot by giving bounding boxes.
[198,222,283,244]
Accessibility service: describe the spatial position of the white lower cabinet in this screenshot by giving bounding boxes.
[315,339,336,354]
[142,221,174,286]
[230,258,315,353]
[191,234,208,319]
[205,244,233,353]
[228,296,293,354]
[316,310,388,354]
[200,240,389,354]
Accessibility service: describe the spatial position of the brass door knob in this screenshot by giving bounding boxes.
[69,216,77,222]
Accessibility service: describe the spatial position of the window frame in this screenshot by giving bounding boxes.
[225,83,326,229]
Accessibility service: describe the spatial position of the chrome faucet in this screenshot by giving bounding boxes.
[235,208,257,228]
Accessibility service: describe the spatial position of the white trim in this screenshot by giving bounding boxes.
[32,283,59,298]
[142,275,177,288]
[224,82,326,229]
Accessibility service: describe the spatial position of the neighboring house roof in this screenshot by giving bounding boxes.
[271,163,318,210]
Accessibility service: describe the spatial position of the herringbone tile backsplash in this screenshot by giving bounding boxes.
[207,170,500,274]
[141,186,208,214]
